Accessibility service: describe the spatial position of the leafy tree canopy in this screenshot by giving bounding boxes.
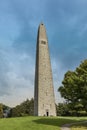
[58,59,87,112]
[11,98,34,117]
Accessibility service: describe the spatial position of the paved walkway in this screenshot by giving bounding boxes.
[61,121,87,130]
[61,123,71,130]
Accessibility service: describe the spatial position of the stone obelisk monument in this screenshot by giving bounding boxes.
[34,23,56,116]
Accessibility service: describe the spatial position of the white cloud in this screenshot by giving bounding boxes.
[0,44,35,106]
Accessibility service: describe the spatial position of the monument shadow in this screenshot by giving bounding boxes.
[33,117,86,127]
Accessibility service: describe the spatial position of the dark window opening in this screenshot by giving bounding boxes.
[41,41,46,45]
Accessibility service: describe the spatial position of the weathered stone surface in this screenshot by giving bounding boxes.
[34,23,56,116]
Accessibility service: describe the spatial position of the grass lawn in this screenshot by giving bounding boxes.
[71,122,87,130]
[0,116,87,130]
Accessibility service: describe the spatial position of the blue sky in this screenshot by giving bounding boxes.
[0,0,87,107]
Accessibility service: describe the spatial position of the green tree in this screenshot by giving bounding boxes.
[11,98,34,117]
[58,60,87,115]
[56,103,70,116]
[0,104,3,118]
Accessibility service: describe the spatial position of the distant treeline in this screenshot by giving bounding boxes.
[1,101,87,118]
[0,100,87,118]
[0,98,34,118]
[11,98,34,117]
